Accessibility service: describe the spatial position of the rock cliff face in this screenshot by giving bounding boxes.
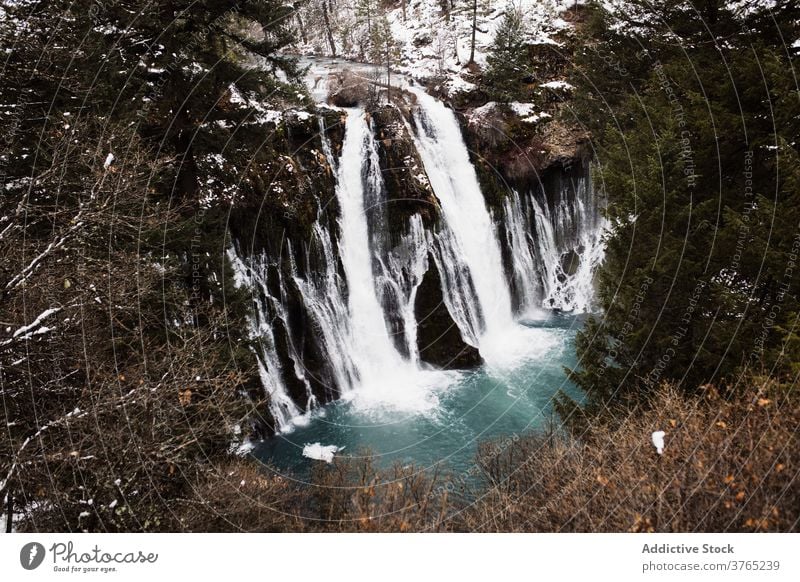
[414,255,482,369]
[228,107,344,268]
[226,107,349,424]
[461,103,590,206]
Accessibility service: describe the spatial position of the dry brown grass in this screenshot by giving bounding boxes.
[168,461,306,532]
[153,453,451,532]
[174,380,798,533]
[305,453,451,532]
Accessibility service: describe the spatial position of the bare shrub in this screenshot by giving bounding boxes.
[306,452,451,532]
[1,119,260,532]
[456,382,799,532]
[169,460,306,532]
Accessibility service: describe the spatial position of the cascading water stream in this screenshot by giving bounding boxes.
[226,247,309,432]
[334,110,411,393]
[335,110,400,374]
[513,162,606,314]
[373,213,429,363]
[408,87,564,368]
[500,190,541,315]
[327,108,454,413]
[408,87,514,340]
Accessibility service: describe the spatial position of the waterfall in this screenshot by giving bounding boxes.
[287,223,359,397]
[334,109,453,413]
[500,190,541,315]
[334,109,407,388]
[542,161,606,312]
[374,213,429,362]
[230,75,605,432]
[226,247,311,432]
[501,160,606,314]
[406,86,606,367]
[408,87,515,347]
[228,110,455,432]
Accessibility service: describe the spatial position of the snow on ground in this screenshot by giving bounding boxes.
[470,101,552,125]
[509,101,552,123]
[540,80,574,90]
[385,0,579,85]
[292,0,585,97]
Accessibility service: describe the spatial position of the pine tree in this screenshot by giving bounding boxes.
[483,6,529,101]
[561,0,800,421]
[468,0,479,65]
[356,0,378,55]
[321,0,338,56]
[370,16,401,102]
[0,0,302,531]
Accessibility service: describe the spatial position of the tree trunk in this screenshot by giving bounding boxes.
[296,12,307,45]
[468,0,477,65]
[322,1,337,57]
[402,0,407,22]
[4,490,12,533]
[175,124,199,199]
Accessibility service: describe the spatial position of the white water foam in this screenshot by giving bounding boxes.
[331,109,456,417]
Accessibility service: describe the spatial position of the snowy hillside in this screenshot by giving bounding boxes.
[292,1,584,94]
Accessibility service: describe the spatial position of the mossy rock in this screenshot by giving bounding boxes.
[228,107,343,258]
[369,105,440,234]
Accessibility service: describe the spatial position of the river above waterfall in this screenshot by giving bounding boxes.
[253,311,585,477]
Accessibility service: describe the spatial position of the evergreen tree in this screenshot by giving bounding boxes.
[321,0,338,56]
[560,0,800,421]
[370,16,401,101]
[468,0,479,65]
[483,6,529,102]
[356,0,378,57]
[0,0,302,530]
